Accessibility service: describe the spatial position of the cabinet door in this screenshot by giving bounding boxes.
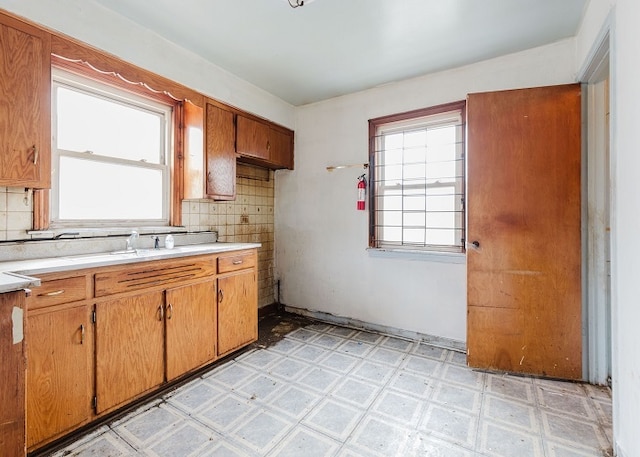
[236,115,270,160]
[0,14,51,188]
[165,280,217,381]
[218,270,258,356]
[95,292,164,414]
[26,304,92,449]
[270,128,294,169]
[0,291,26,457]
[206,103,236,200]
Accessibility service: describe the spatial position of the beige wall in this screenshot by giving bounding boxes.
[0,163,276,308]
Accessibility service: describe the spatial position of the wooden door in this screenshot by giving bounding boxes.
[165,280,217,381]
[218,270,258,356]
[26,305,93,449]
[0,291,26,457]
[0,14,51,188]
[467,84,582,380]
[95,292,164,413]
[236,115,270,160]
[206,102,236,200]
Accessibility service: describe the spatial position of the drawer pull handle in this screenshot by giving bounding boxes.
[158,305,164,321]
[166,303,173,320]
[232,259,243,265]
[218,289,224,303]
[80,324,85,345]
[42,289,65,297]
[32,144,38,165]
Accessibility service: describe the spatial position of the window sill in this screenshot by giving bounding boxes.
[367,247,466,264]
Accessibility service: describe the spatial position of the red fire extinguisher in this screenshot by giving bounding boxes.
[357,174,366,210]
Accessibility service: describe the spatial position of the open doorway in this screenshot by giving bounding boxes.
[582,32,612,385]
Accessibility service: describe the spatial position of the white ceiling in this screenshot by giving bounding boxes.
[92,0,588,106]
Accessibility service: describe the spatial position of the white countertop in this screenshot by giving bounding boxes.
[0,271,41,294]
[0,242,260,293]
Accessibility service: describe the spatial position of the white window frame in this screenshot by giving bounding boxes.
[51,68,172,228]
[369,101,466,254]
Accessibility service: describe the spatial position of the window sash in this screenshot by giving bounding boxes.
[51,69,172,227]
[370,102,465,252]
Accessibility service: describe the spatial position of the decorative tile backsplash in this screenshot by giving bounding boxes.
[182,164,276,307]
[0,164,277,308]
[0,187,33,241]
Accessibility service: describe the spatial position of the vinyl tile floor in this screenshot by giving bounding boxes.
[47,322,613,457]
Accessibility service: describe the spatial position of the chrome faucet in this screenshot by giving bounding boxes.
[126,230,139,251]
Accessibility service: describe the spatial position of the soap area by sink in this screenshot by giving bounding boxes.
[0,230,261,277]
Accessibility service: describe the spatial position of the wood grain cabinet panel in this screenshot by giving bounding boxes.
[217,269,257,356]
[269,127,294,170]
[0,13,51,188]
[236,115,270,160]
[95,292,164,414]
[236,114,294,170]
[165,280,217,381]
[26,304,93,450]
[0,291,26,457]
[206,103,236,200]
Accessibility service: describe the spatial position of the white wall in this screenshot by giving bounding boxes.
[0,0,295,129]
[276,39,577,344]
[576,0,640,455]
[576,0,640,457]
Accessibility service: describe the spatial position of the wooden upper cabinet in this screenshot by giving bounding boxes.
[237,114,294,170]
[236,115,270,160]
[206,103,236,200]
[270,127,294,170]
[0,13,51,188]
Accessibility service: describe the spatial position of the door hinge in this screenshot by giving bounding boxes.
[91,310,96,324]
[92,396,97,410]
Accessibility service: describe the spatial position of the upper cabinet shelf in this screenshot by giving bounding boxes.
[236,114,294,171]
[0,14,51,188]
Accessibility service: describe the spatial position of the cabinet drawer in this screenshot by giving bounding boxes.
[95,256,216,297]
[218,250,256,274]
[29,276,87,310]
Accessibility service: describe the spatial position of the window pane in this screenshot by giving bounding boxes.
[426,229,457,246]
[371,105,465,252]
[58,156,164,220]
[57,86,163,164]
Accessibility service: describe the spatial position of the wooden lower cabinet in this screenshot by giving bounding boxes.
[217,270,258,356]
[166,280,217,381]
[26,304,93,450]
[1,290,27,456]
[25,249,257,452]
[95,292,164,414]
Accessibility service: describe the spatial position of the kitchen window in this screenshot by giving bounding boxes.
[368,101,466,253]
[51,68,172,226]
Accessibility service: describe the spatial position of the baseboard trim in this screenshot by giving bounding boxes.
[284,305,466,353]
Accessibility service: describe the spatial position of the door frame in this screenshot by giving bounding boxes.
[579,24,612,385]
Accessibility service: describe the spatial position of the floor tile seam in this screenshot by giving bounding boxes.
[222,407,300,455]
[478,403,544,436]
[535,406,601,425]
[536,413,610,453]
[265,422,344,457]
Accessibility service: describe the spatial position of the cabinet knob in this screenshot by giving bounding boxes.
[166,303,173,320]
[218,289,224,303]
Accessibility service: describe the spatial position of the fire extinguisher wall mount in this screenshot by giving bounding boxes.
[357,174,366,211]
